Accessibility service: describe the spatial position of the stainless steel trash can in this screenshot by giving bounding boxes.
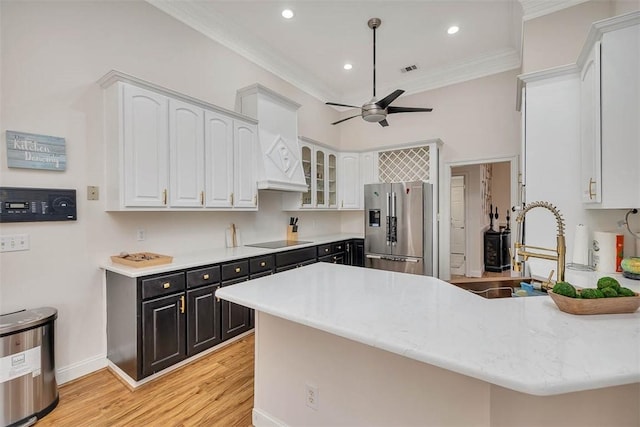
[0,307,58,427]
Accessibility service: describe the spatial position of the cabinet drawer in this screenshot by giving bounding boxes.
[276,247,317,267]
[186,265,221,289]
[250,255,274,274]
[317,242,345,256]
[141,272,185,300]
[250,270,273,280]
[221,260,249,281]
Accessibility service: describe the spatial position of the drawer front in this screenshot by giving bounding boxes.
[317,243,333,256]
[276,247,317,267]
[250,255,274,274]
[186,265,221,289]
[221,260,249,281]
[141,272,185,300]
[332,241,345,253]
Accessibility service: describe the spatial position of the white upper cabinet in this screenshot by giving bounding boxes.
[169,99,204,208]
[204,110,233,208]
[579,41,601,204]
[338,152,360,210]
[100,70,258,211]
[578,14,640,209]
[122,84,169,208]
[233,121,258,208]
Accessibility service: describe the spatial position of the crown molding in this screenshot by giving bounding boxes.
[519,0,592,21]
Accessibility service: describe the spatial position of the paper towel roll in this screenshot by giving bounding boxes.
[571,224,590,265]
[593,231,624,273]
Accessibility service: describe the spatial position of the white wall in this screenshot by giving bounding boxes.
[0,1,343,382]
[491,161,512,229]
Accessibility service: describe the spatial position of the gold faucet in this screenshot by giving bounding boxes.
[512,201,566,287]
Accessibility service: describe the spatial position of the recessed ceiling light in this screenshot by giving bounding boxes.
[343,63,353,70]
[447,26,459,35]
[282,9,294,19]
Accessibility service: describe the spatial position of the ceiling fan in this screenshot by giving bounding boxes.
[326,18,433,127]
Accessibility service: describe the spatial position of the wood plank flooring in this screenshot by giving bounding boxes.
[38,334,254,427]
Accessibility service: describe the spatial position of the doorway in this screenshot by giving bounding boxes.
[440,156,519,281]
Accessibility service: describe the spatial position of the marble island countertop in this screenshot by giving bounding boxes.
[216,263,640,396]
[100,233,362,278]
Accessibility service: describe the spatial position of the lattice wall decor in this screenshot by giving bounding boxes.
[378,146,430,183]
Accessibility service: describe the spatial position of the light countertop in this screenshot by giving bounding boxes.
[216,263,640,396]
[100,233,362,278]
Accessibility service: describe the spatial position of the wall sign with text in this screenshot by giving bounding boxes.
[6,130,66,171]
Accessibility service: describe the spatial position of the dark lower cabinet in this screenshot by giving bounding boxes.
[353,239,365,267]
[142,293,186,377]
[221,277,251,340]
[186,284,221,357]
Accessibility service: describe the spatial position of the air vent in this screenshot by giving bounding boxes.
[400,65,418,73]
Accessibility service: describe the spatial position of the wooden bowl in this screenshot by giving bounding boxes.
[548,290,640,315]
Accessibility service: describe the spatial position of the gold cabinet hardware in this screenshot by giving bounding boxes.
[254,194,257,206]
[260,261,266,267]
[180,295,185,314]
[163,189,167,205]
[325,248,329,253]
[216,285,221,302]
[588,178,596,200]
[235,267,241,273]
[337,245,342,250]
[230,192,234,205]
[341,200,344,208]
[200,191,204,205]
[203,274,209,280]
[163,282,171,289]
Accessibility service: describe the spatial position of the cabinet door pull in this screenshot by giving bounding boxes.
[216,285,221,302]
[203,274,209,280]
[235,267,241,273]
[230,193,234,205]
[163,282,171,289]
[588,178,596,200]
[163,189,168,205]
[180,295,185,314]
[200,191,204,206]
[341,200,344,208]
[260,261,266,267]
[254,195,257,206]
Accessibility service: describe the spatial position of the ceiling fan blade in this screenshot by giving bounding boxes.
[326,102,361,109]
[378,119,389,127]
[387,106,433,114]
[376,89,405,109]
[331,115,361,125]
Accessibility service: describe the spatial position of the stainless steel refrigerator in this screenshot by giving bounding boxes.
[364,181,433,275]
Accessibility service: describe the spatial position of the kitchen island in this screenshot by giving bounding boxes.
[216,263,640,427]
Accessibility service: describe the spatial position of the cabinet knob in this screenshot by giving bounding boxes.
[235,267,241,273]
[163,282,171,289]
[260,261,266,267]
[203,274,210,280]
[325,248,329,253]
[337,245,342,250]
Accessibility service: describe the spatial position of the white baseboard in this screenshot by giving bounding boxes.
[469,269,482,278]
[56,353,107,385]
[252,408,288,427]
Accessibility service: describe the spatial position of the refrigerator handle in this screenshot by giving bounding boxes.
[390,192,397,246]
[386,192,391,246]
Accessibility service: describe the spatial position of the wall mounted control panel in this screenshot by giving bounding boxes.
[0,187,77,222]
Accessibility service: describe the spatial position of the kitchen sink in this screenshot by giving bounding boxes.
[448,277,547,299]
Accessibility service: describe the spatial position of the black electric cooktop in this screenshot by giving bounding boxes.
[245,240,312,249]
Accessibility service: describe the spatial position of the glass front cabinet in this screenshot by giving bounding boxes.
[295,139,337,209]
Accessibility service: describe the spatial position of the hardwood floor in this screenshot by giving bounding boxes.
[38,334,255,427]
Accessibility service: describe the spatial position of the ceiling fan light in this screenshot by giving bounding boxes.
[447,26,459,35]
[281,9,294,19]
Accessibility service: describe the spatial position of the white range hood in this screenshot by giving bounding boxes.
[236,84,308,192]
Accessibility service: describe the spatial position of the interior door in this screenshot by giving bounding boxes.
[450,175,466,276]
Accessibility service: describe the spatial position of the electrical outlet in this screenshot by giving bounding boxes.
[0,234,30,252]
[87,186,99,201]
[136,229,146,241]
[305,383,318,410]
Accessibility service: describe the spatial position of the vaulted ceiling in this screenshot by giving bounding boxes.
[148,0,588,107]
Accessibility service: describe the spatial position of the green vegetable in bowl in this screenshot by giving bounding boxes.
[601,287,618,298]
[580,288,604,299]
[553,282,577,298]
[619,287,637,297]
[597,276,621,292]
